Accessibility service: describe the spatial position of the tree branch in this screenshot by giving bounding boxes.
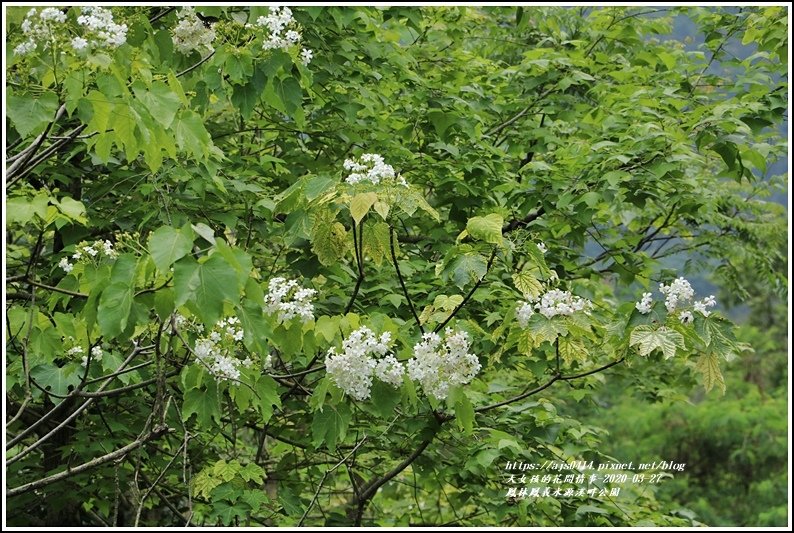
[476,356,626,412]
[389,224,424,333]
[7,425,172,497]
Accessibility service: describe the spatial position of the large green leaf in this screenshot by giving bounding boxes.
[183,381,221,428]
[7,91,59,138]
[97,283,134,339]
[173,254,240,327]
[133,81,181,128]
[630,325,685,359]
[695,352,726,394]
[174,110,212,158]
[148,225,195,273]
[350,192,378,224]
[31,364,81,400]
[513,271,543,299]
[311,403,351,452]
[467,213,504,244]
[446,253,488,289]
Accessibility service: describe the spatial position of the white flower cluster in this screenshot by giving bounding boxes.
[193,316,260,383]
[264,277,317,324]
[635,292,653,314]
[171,7,216,54]
[81,345,104,367]
[407,328,481,401]
[14,7,67,55]
[634,277,717,322]
[59,240,118,274]
[75,7,128,50]
[325,327,401,401]
[693,295,717,317]
[343,153,408,187]
[537,242,548,254]
[516,289,592,326]
[254,6,313,65]
[659,277,695,313]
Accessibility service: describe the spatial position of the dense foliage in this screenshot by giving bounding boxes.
[4,6,788,526]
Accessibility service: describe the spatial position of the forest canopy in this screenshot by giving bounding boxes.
[4,5,789,527]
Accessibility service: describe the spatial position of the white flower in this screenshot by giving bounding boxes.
[191,316,257,383]
[171,7,216,54]
[14,41,37,55]
[535,289,592,319]
[693,295,717,317]
[407,328,481,401]
[325,326,402,400]
[679,311,694,324]
[76,7,128,49]
[516,301,534,328]
[635,292,653,314]
[71,37,89,51]
[374,355,404,387]
[14,8,67,56]
[40,7,67,23]
[537,242,547,254]
[256,5,311,61]
[659,277,694,313]
[265,277,317,323]
[58,257,74,274]
[343,153,408,187]
[67,346,84,356]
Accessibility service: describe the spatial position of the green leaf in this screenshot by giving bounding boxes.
[314,315,339,343]
[84,90,114,136]
[173,254,240,327]
[31,364,81,399]
[236,299,271,355]
[97,283,134,339]
[7,91,60,138]
[183,381,221,428]
[6,194,49,225]
[148,225,195,273]
[55,197,87,223]
[350,192,378,225]
[174,110,212,159]
[630,325,685,359]
[255,376,281,424]
[528,316,568,346]
[447,253,488,289]
[559,336,588,366]
[695,352,725,394]
[513,271,543,299]
[133,81,182,128]
[264,75,303,116]
[212,501,249,526]
[368,380,402,419]
[362,221,391,267]
[451,389,475,434]
[311,210,348,266]
[467,214,504,244]
[311,403,351,452]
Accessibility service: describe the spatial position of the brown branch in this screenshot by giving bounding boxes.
[7,425,171,497]
[476,356,626,412]
[352,432,437,525]
[299,436,368,526]
[7,345,144,463]
[389,225,424,333]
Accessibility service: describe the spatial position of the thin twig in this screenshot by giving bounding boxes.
[389,225,424,333]
[299,436,369,526]
[8,425,171,497]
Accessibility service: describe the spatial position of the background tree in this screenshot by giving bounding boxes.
[5,5,788,526]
